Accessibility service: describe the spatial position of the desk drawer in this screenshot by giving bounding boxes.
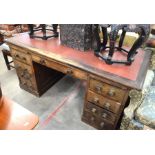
[85,102,117,123]
[87,90,121,114]
[82,110,114,130]
[11,49,32,65]
[32,55,87,80]
[89,78,125,102]
[14,60,37,91]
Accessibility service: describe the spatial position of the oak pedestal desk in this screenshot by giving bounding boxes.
[6,33,151,130]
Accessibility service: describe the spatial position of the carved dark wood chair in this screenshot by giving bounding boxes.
[0,24,28,70]
[2,48,14,70]
[0,33,13,70]
[28,24,58,40]
[93,24,150,65]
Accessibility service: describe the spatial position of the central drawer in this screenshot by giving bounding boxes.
[32,55,87,80]
[87,90,121,114]
[89,78,126,102]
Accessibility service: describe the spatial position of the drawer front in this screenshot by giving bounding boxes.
[32,55,87,80]
[14,60,37,91]
[11,48,32,65]
[87,90,121,114]
[82,110,114,130]
[89,78,125,102]
[86,102,117,123]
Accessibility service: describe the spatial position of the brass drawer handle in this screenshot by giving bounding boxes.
[22,57,27,61]
[66,69,73,75]
[93,97,99,104]
[108,89,115,97]
[21,73,24,77]
[40,59,46,65]
[102,113,107,118]
[91,108,97,113]
[100,122,105,128]
[104,102,110,109]
[15,54,20,58]
[95,85,102,92]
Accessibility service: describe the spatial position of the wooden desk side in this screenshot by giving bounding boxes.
[6,33,152,90]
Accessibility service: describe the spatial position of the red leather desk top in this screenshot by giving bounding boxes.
[7,33,151,89]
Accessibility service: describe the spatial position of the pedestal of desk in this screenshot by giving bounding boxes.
[82,75,130,130]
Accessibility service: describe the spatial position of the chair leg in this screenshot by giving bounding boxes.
[2,52,11,70]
